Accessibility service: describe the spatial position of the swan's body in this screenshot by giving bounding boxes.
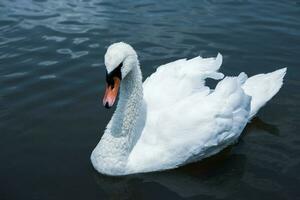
[91,42,286,176]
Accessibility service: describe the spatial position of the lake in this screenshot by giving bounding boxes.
[1,0,300,199]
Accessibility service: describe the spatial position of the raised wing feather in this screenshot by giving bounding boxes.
[143,54,224,111]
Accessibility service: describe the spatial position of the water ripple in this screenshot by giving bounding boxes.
[0,0,300,199]
[39,74,56,79]
[42,35,66,42]
[38,61,58,66]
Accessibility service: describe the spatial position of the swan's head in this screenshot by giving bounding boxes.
[103,42,137,108]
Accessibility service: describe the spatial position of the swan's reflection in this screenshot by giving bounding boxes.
[92,149,246,199]
[243,117,280,136]
[92,118,279,199]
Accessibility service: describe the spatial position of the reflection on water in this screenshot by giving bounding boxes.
[93,149,246,199]
[244,117,280,137]
[1,0,300,199]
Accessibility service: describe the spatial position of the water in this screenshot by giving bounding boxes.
[1,0,300,199]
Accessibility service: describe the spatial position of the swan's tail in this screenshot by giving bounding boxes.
[242,68,287,119]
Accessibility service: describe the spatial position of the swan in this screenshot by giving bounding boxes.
[91,42,286,176]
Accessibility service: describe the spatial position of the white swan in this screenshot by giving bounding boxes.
[91,42,286,176]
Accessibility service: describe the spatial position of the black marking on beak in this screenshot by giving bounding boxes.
[106,62,122,86]
[104,102,110,109]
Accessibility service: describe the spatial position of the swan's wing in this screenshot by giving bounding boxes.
[143,54,224,111]
[128,74,251,173]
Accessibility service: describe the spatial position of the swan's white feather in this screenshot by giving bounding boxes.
[143,53,224,111]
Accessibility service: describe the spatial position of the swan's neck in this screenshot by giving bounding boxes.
[92,65,143,175]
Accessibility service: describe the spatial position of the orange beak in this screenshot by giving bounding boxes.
[103,77,121,108]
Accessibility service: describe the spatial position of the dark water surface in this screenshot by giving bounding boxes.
[1,0,300,199]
